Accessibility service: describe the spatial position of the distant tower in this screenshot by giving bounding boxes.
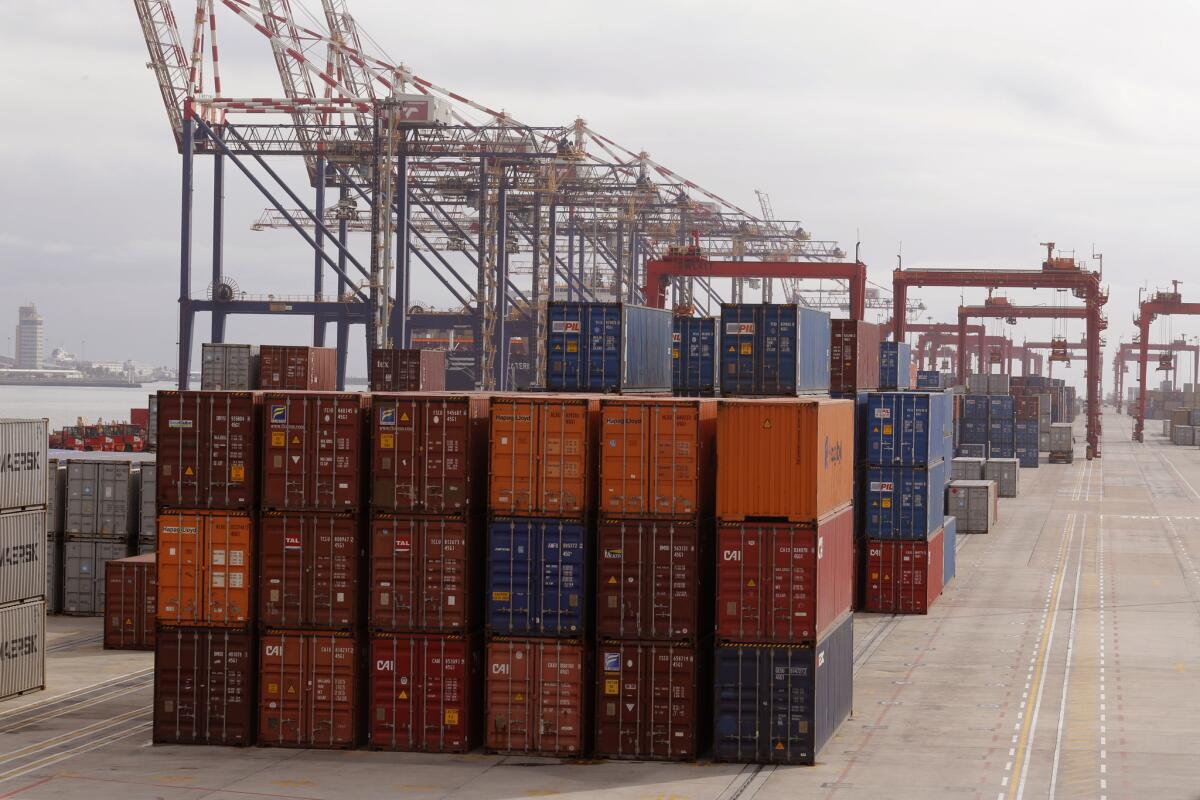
[15,304,44,369]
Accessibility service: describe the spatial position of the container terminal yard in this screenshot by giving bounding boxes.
[3,2,1200,799]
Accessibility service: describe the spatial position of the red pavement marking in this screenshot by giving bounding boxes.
[0,777,54,798]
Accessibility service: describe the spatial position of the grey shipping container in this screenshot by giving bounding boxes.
[1038,431,1051,452]
[0,419,48,511]
[1173,425,1196,446]
[951,457,986,481]
[956,443,988,459]
[65,460,136,539]
[984,458,1020,498]
[966,374,989,394]
[0,601,45,701]
[201,343,260,390]
[1049,424,1073,454]
[46,535,60,614]
[945,480,997,534]
[1190,408,1200,427]
[139,463,156,544]
[63,537,132,616]
[988,374,1011,395]
[46,458,64,534]
[147,394,158,451]
[0,510,46,606]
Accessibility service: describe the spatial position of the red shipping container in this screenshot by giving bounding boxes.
[130,407,149,429]
[716,503,854,644]
[369,632,482,752]
[830,320,882,393]
[369,516,479,632]
[262,392,364,512]
[259,630,360,748]
[595,639,709,761]
[371,394,488,514]
[863,528,945,614]
[596,519,709,640]
[369,348,447,392]
[485,638,589,757]
[259,513,360,630]
[104,554,156,650]
[156,391,259,509]
[154,626,255,746]
[1014,395,1041,420]
[259,345,337,390]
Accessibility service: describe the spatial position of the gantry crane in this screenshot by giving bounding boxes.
[1112,340,1199,413]
[1132,284,1200,440]
[956,299,1094,384]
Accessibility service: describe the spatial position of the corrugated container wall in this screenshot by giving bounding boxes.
[139,463,156,544]
[546,302,673,393]
[984,458,1020,498]
[488,396,597,517]
[1049,424,1073,453]
[63,538,130,615]
[200,343,259,390]
[879,341,912,390]
[154,626,255,745]
[0,419,47,510]
[370,516,480,632]
[369,348,446,392]
[259,513,359,630]
[65,460,136,538]
[943,516,957,584]
[103,554,156,650]
[485,637,589,757]
[157,510,254,627]
[258,345,338,390]
[864,392,951,467]
[829,320,881,393]
[0,601,45,700]
[262,392,364,512]
[259,631,360,748]
[487,518,587,636]
[672,316,717,396]
[946,480,997,534]
[0,510,47,606]
[720,304,831,396]
[46,457,63,535]
[157,391,259,510]
[147,394,158,452]
[863,531,944,614]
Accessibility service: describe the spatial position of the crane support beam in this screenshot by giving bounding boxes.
[1134,301,1200,441]
[1112,341,1199,413]
[956,304,1089,384]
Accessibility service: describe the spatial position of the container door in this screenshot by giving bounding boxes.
[721,307,756,394]
[260,634,306,745]
[539,401,589,515]
[372,397,421,511]
[424,398,471,513]
[308,514,358,629]
[421,635,471,752]
[264,396,309,509]
[259,515,306,627]
[600,402,650,516]
[486,640,533,753]
[713,647,763,762]
[312,395,361,510]
[536,641,584,755]
[588,305,620,391]
[157,513,201,624]
[651,403,700,516]
[540,521,584,635]
[766,649,815,763]
[370,517,417,630]
[207,512,252,626]
[371,636,413,749]
[488,520,534,633]
[489,399,538,514]
[762,306,797,395]
[309,636,357,746]
[649,645,697,759]
[547,304,585,390]
[420,519,469,630]
[597,644,643,756]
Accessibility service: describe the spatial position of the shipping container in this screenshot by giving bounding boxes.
[1049,423,1074,454]
[863,530,945,614]
[715,505,853,644]
[713,614,852,765]
[597,519,710,640]
[988,373,1011,395]
[829,320,881,393]
[950,457,985,481]
[157,390,259,510]
[595,639,709,760]
[0,509,46,607]
[65,459,136,539]
[878,341,912,390]
[864,392,951,467]
[966,374,989,395]
[485,637,589,757]
[489,395,597,517]
[46,457,62,535]
[258,345,338,390]
[1173,425,1196,446]
[46,535,59,614]
[598,397,715,519]
[139,462,156,544]
[487,518,587,636]
[915,370,946,390]
[157,510,254,627]
[0,419,47,511]
[547,302,673,393]
[262,392,364,512]
[943,516,957,584]
[715,398,853,523]
[63,537,130,615]
[946,480,998,534]
[672,316,717,396]
[260,513,359,630]
[370,516,479,632]
[371,394,488,515]
[864,461,947,540]
[154,626,255,745]
[720,304,831,396]
[984,458,1020,498]
[369,631,482,752]
[201,343,260,390]
[0,601,45,701]
[103,553,156,650]
[147,394,158,452]
[369,348,447,392]
[259,630,360,748]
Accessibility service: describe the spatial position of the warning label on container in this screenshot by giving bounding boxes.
[492,591,510,602]
[740,344,753,355]
[230,464,244,482]
[271,432,285,447]
[444,708,459,726]
[380,434,394,450]
[605,679,619,695]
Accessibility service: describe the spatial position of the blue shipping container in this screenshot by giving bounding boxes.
[1015,448,1039,468]
[864,461,947,539]
[942,432,955,469]
[487,518,587,636]
[959,420,989,445]
[713,614,853,765]
[991,444,1015,459]
[547,302,672,392]
[957,443,988,459]
[915,370,944,390]
[989,419,1015,441]
[943,517,957,584]
[672,316,716,396]
[720,304,830,396]
[988,395,1015,419]
[833,390,870,464]
[963,395,991,420]
[865,392,950,466]
[879,342,913,390]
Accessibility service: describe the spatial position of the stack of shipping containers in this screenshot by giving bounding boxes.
[62,458,137,615]
[988,394,1016,459]
[0,419,48,701]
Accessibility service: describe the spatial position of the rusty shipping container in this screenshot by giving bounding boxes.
[157,510,254,628]
[259,630,361,748]
[863,529,945,614]
[262,392,365,512]
[103,554,156,650]
[371,394,488,515]
[829,320,882,393]
[154,626,255,745]
[716,504,854,645]
[485,637,589,757]
[595,639,710,761]
[156,391,259,510]
[369,348,447,392]
[258,345,338,390]
[598,397,715,519]
[596,519,710,640]
[370,515,480,632]
[259,513,359,630]
[369,632,482,752]
[715,398,854,523]
[489,395,598,517]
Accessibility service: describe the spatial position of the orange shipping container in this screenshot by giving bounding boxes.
[715,398,854,523]
[157,510,254,627]
[598,398,715,519]
[488,395,597,517]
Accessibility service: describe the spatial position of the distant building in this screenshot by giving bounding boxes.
[15,304,43,369]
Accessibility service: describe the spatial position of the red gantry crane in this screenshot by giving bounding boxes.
[1113,340,1198,413]
[956,297,1095,384]
[1133,284,1200,440]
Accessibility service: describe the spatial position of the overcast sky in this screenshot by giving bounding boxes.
[4,1,1200,389]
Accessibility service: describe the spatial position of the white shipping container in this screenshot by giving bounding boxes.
[147,394,158,451]
[201,343,260,390]
[1049,424,1073,454]
[984,458,1020,498]
[0,510,46,606]
[46,458,64,534]
[65,460,136,539]
[987,374,1011,395]
[0,419,48,512]
[951,457,986,481]
[139,463,156,543]
[0,600,45,701]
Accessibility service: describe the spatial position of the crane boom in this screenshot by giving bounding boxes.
[132,0,192,150]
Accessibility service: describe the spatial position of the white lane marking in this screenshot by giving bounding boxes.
[1048,513,1088,797]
